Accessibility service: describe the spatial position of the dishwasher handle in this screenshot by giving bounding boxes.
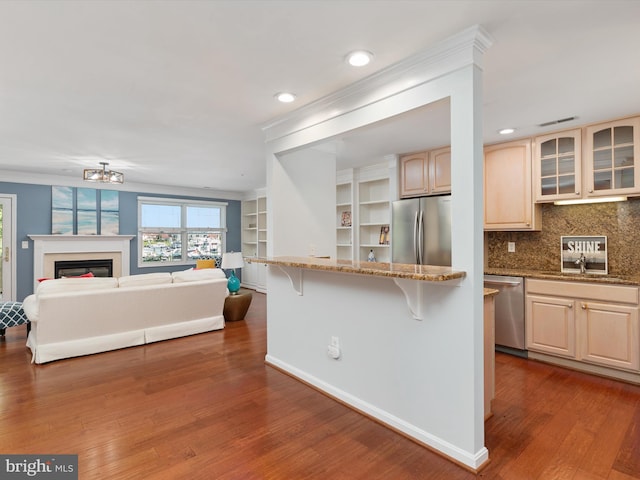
[484,279,522,287]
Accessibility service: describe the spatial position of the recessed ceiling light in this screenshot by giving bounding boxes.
[346,50,373,67]
[499,128,515,135]
[275,92,296,103]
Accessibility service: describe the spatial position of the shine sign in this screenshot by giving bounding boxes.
[561,236,608,275]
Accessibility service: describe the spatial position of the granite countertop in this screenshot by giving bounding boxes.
[484,288,499,297]
[246,256,466,282]
[484,267,640,286]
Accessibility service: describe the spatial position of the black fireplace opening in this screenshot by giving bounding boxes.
[54,259,113,279]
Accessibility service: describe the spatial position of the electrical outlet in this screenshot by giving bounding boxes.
[508,242,516,253]
[327,336,341,359]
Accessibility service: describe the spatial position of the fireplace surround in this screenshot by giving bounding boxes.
[28,235,134,291]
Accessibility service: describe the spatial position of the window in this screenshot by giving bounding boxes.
[138,197,227,267]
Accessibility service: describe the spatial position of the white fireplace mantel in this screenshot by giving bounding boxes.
[29,235,134,291]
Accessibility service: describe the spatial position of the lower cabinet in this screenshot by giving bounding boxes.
[579,301,639,371]
[526,294,576,358]
[526,279,640,373]
[241,261,268,293]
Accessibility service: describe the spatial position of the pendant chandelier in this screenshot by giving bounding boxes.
[83,162,124,184]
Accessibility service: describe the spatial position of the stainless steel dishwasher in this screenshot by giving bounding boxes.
[484,274,527,357]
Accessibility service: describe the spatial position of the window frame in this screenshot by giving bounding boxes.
[137,196,228,268]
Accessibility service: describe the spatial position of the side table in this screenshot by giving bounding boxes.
[223,288,253,322]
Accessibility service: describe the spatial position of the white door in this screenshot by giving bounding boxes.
[0,195,16,301]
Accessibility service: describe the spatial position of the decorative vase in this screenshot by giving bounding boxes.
[227,270,241,294]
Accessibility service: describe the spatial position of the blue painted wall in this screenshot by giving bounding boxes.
[0,182,241,300]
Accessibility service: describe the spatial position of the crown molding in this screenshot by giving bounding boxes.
[0,169,244,201]
[262,24,493,144]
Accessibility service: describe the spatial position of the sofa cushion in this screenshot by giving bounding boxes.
[172,268,226,283]
[118,272,173,288]
[36,277,119,295]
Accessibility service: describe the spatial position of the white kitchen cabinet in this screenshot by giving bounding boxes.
[526,278,640,373]
[484,139,541,231]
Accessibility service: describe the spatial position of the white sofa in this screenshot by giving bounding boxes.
[23,269,229,364]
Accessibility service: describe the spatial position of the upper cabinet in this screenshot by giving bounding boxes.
[484,139,541,231]
[399,152,428,197]
[533,116,640,203]
[430,147,452,194]
[585,117,640,197]
[399,147,451,198]
[533,128,582,202]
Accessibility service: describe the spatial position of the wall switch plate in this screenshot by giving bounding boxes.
[21,241,29,249]
[508,242,516,253]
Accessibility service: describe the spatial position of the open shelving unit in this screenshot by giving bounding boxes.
[241,191,268,292]
[336,174,354,261]
[358,177,390,262]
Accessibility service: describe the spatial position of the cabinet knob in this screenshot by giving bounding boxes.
[582,303,587,310]
[588,190,593,193]
[568,303,573,309]
[576,192,580,195]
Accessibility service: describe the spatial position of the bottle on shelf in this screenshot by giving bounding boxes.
[367,249,376,262]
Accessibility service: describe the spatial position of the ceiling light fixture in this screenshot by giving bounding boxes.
[346,50,373,67]
[83,162,124,184]
[499,128,515,135]
[275,92,296,103]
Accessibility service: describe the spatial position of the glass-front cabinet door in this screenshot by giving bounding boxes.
[534,129,582,202]
[585,117,640,197]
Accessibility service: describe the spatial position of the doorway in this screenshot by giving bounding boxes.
[0,195,16,301]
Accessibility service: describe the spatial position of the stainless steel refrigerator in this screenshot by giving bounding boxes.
[391,195,451,266]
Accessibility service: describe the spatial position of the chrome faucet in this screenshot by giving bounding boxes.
[575,253,587,274]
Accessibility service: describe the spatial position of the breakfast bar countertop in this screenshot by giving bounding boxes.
[245,256,466,283]
[485,267,640,286]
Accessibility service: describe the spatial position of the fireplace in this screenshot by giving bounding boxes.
[28,235,134,291]
[55,259,114,278]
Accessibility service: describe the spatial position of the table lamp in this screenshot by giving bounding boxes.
[221,252,244,294]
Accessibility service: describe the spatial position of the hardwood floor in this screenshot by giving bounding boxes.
[1,292,639,479]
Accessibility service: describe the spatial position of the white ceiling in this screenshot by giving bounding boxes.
[1,1,639,196]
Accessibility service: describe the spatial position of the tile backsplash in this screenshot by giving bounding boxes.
[486,198,640,277]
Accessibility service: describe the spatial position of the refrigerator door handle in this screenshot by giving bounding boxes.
[413,211,419,264]
[417,210,424,264]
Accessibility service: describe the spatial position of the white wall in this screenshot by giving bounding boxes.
[268,148,336,258]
